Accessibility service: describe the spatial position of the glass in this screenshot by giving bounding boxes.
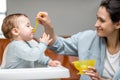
[72,59,96,74]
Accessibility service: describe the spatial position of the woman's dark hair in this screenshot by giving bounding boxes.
[100,0,120,23]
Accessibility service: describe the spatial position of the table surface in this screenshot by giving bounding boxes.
[0,66,70,80]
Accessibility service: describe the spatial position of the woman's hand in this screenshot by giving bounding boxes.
[36,12,53,28]
[84,66,103,80]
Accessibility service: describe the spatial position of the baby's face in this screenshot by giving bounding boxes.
[16,16,34,41]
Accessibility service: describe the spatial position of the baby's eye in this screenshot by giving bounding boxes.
[26,25,30,27]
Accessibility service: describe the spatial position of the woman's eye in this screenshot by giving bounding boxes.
[100,18,105,23]
[97,16,105,23]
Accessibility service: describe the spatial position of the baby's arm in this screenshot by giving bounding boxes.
[38,33,61,66]
[36,12,57,45]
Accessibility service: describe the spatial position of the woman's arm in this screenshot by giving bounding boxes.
[36,12,57,45]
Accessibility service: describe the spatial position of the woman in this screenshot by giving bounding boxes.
[37,0,120,80]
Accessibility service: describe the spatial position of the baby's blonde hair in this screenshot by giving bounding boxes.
[2,13,28,39]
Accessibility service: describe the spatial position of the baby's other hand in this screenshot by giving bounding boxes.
[48,59,61,67]
[39,32,52,45]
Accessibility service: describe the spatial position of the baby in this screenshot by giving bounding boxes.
[1,13,61,69]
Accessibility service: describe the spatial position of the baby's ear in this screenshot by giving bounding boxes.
[11,28,19,36]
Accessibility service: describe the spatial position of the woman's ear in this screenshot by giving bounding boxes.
[115,21,120,29]
[11,28,19,36]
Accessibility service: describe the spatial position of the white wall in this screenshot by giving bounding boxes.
[7,0,101,38]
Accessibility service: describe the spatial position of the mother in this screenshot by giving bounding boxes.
[37,0,120,80]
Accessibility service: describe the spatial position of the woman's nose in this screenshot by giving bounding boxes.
[94,20,99,28]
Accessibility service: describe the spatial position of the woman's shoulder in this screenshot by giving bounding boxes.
[78,30,96,35]
[72,30,97,39]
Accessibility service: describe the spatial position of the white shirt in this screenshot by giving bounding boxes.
[102,49,120,79]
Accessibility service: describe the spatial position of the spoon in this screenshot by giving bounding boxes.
[33,13,43,33]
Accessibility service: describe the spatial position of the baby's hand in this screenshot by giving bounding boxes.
[39,33,52,45]
[48,59,61,67]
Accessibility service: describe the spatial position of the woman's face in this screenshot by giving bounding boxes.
[95,6,117,37]
[17,16,34,41]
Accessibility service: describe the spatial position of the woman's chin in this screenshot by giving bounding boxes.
[97,33,105,37]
